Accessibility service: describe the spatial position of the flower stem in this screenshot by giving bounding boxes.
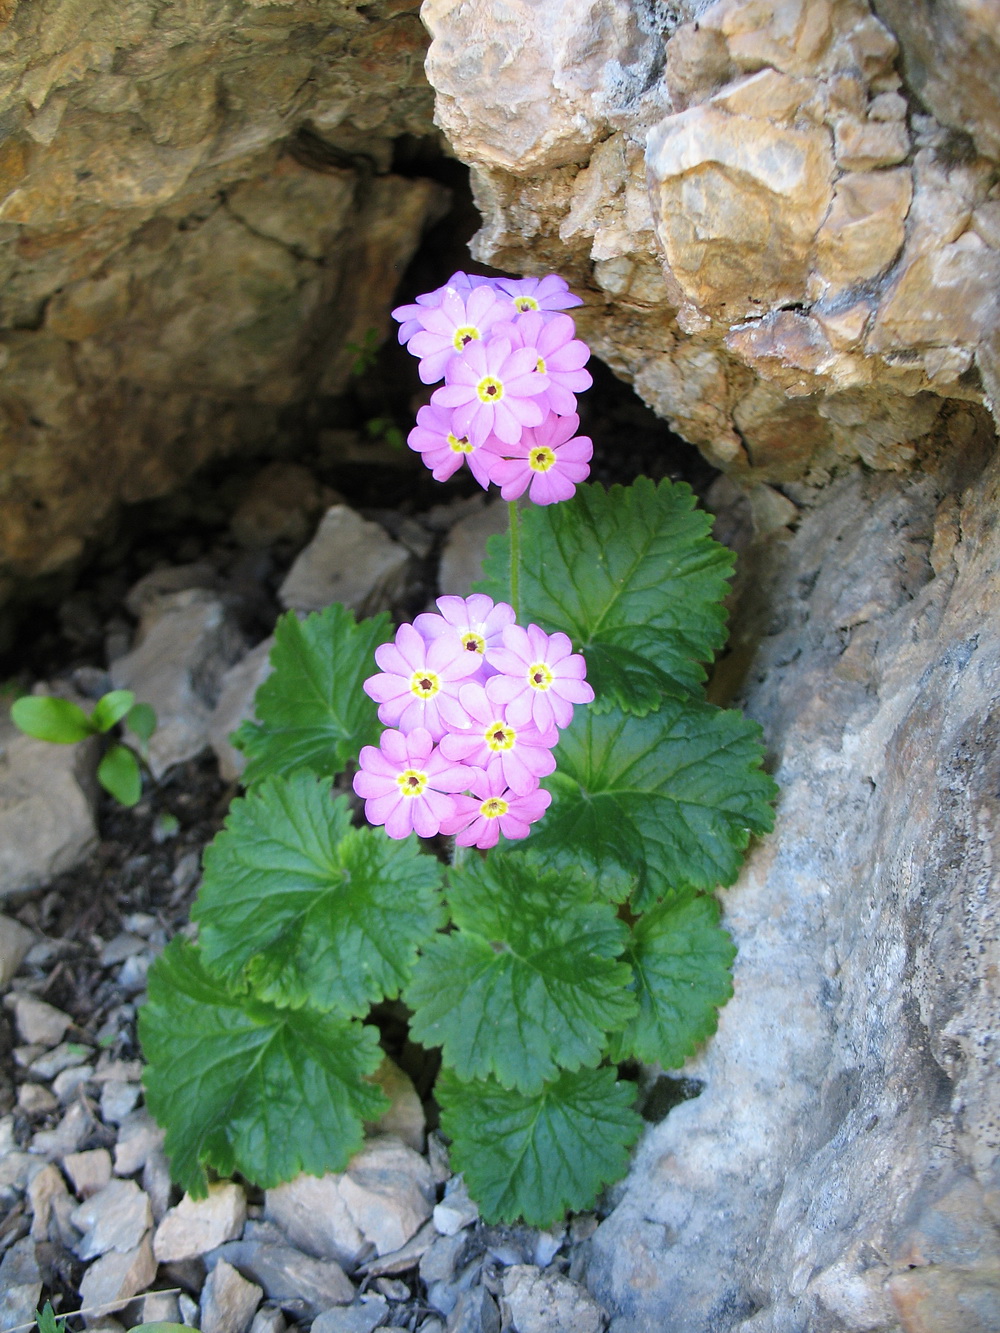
[508,499,521,621]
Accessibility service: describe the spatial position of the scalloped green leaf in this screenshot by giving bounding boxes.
[406,855,635,1094]
[235,603,389,786]
[139,938,388,1197]
[527,700,776,912]
[438,1066,643,1226]
[476,478,734,713]
[609,895,736,1065]
[193,774,445,1015]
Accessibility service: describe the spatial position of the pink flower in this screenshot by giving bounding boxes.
[497,312,592,416]
[353,727,471,839]
[392,272,493,345]
[431,338,549,448]
[364,622,480,740]
[486,411,593,505]
[413,595,516,678]
[439,679,557,795]
[494,274,584,314]
[440,764,552,849]
[488,623,595,731]
[406,285,515,385]
[406,401,499,488]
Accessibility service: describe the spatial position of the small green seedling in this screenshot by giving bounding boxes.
[11,689,157,807]
[345,326,380,376]
[364,416,405,451]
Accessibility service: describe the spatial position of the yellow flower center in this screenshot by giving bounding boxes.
[529,447,556,473]
[461,630,486,655]
[535,355,546,374]
[448,432,473,454]
[480,796,509,819]
[528,661,553,691]
[476,375,504,403]
[452,325,480,352]
[485,721,516,752]
[397,768,428,798]
[515,296,539,312]
[410,670,441,699]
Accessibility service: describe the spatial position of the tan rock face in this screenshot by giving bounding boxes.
[426,0,1000,482]
[0,0,444,610]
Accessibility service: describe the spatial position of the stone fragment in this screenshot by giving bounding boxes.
[229,461,334,549]
[833,117,910,170]
[870,233,1000,351]
[13,993,73,1046]
[645,105,834,316]
[154,1182,248,1262]
[248,1304,286,1333]
[141,1149,173,1224]
[437,500,508,598]
[336,1136,435,1257]
[77,1234,157,1313]
[208,1232,355,1316]
[264,1174,365,1269]
[807,1258,893,1329]
[28,1161,69,1240]
[0,1237,42,1333]
[100,1079,141,1126]
[28,1041,90,1080]
[0,914,34,987]
[72,1178,153,1260]
[887,1263,1000,1333]
[433,1178,478,1237]
[311,1297,390,1333]
[138,1291,182,1325]
[124,563,221,619]
[709,69,813,121]
[30,1099,92,1159]
[17,1083,58,1116]
[208,637,275,781]
[278,507,410,617]
[445,1287,500,1333]
[200,1257,263,1333]
[499,1265,605,1333]
[419,1234,468,1286]
[355,1220,437,1278]
[816,169,912,287]
[366,1057,425,1154]
[52,1064,93,1102]
[0,712,98,899]
[110,589,247,778]
[113,1108,165,1176]
[64,1148,113,1198]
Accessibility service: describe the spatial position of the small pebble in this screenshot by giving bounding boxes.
[28,1041,91,1080]
[12,993,73,1046]
[374,1277,410,1301]
[52,1064,94,1103]
[17,1083,58,1116]
[101,1079,142,1125]
[248,1306,285,1333]
[64,1148,113,1198]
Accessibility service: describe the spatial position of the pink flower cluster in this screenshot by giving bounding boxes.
[392,272,594,505]
[352,594,594,847]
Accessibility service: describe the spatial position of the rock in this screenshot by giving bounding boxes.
[137,1291,182,1325]
[870,234,1000,352]
[355,1219,437,1278]
[0,1237,42,1333]
[124,564,221,619]
[141,1150,173,1225]
[208,1231,355,1316]
[99,1079,141,1126]
[432,1178,478,1237]
[310,1297,390,1333]
[64,1148,113,1199]
[17,1083,58,1116]
[437,500,508,598]
[30,1099,93,1159]
[110,590,248,779]
[28,1161,69,1241]
[27,1041,90,1080]
[264,1174,365,1269]
[0,915,34,988]
[278,506,410,617]
[207,637,275,782]
[12,993,72,1046]
[77,1234,157,1314]
[886,1263,1000,1333]
[230,462,334,550]
[815,169,912,288]
[0,713,98,899]
[113,1109,165,1176]
[833,115,910,169]
[499,1265,605,1333]
[71,1178,153,1260]
[336,1136,436,1258]
[419,1234,468,1286]
[445,1287,500,1333]
[52,1063,94,1102]
[154,1182,248,1262]
[200,1257,263,1333]
[366,1057,425,1154]
[248,1305,286,1333]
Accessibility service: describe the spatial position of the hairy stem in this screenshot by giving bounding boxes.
[508,499,521,621]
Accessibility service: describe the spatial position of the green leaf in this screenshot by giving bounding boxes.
[11,695,95,743]
[97,745,143,806]
[194,773,445,1015]
[235,604,389,786]
[35,1303,61,1333]
[90,689,135,733]
[528,700,776,912]
[477,478,734,713]
[609,895,736,1065]
[126,702,157,743]
[139,938,388,1196]
[438,1066,643,1226]
[407,855,635,1094]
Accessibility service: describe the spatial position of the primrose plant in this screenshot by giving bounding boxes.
[139,272,777,1226]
